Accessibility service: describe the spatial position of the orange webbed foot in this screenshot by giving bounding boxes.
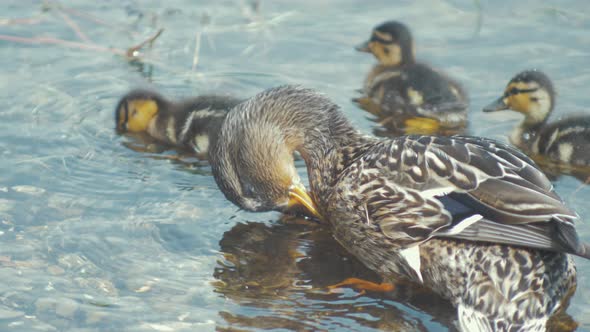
[327,277,394,295]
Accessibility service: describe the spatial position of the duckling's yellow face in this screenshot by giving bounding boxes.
[504,82,540,114]
[356,21,415,66]
[364,32,403,66]
[483,76,554,125]
[116,98,159,133]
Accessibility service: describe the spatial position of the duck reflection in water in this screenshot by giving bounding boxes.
[214,216,465,331]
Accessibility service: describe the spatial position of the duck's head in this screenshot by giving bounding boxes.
[483,70,555,126]
[210,86,350,219]
[356,20,415,66]
[115,89,166,133]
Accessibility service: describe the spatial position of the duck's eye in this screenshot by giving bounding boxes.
[509,87,519,95]
[242,182,256,198]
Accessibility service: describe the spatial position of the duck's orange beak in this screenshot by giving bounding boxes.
[288,182,321,220]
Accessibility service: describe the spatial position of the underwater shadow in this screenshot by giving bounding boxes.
[212,216,459,331]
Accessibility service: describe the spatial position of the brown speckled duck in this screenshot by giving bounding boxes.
[115,89,242,158]
[211,85,586,331]
[484,70,590,174]
[353,21,468,136]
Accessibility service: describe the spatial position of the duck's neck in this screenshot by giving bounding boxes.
[290,108,363,196]
[290,111,358,166]
[227,86,361,185]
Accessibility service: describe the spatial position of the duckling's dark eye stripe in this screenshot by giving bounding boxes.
[504,88,537,97]
[371,36,395,44]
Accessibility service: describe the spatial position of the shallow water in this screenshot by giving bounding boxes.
[1,0,590,331]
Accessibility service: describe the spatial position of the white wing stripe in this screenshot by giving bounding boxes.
[400,245,423,283]
[444,214,483,236]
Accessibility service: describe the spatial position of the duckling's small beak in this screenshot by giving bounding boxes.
[116,123,127,133]
[483,97,509,112]
[288,182,321,220]
[355,40,371,53]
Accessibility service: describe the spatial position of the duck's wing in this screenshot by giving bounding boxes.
[338,169,452,247]
[359,135,588,258]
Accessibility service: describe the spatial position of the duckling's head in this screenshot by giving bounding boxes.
[483,70,555,126]
[211,86,343,218]
[115,89,165,133]
[356,20,415,66]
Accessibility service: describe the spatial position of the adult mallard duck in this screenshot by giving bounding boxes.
[115,89,241,158]
[484,70,590,174]
[353,20,468,136]
[211,85,587,331]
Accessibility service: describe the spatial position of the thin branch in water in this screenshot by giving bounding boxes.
[0,34,126,56]
[56,9,92,43]
[192,31,202,71]
[471,0,483,38]
[61,156,71,174]
[569,176,590,198]
[0,17,43,26]
[126,28,164,59]
[43,0,142,38]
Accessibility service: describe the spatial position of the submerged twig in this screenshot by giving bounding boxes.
[0,17,43,26]
[57,9,91,43]
[569,176,590,198]
[471,0,483,38]
[0,26,164,62]
[43,0,142,38]
[2,4,209,81]
[0,34,126,55]
[192,31,201,71]
[126,28,164,59]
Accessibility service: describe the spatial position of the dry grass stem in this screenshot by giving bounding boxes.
[126,28,164,59]
[192,31,202,71]
[56,9,92,42]
[0,34,126,55]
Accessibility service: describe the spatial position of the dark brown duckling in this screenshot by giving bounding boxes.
[211,85,586,331]
[354,21,468,136]
[484,70,590,175]
[115,89,242,158]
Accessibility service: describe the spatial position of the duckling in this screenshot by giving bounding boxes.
[353,21,468,136]
[484,70,590,173]
[211,85,586,331]
[115,89,242,158]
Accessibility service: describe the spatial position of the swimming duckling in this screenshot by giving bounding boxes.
[484,70,590,173]
[211,85,586,331]
[354,21,468,136]
[115,89,242,158]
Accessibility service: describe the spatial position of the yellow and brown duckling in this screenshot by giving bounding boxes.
[115,89,242,159]
[484,70,590,173]
[212,85,586,331]
[354,21,468,136]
